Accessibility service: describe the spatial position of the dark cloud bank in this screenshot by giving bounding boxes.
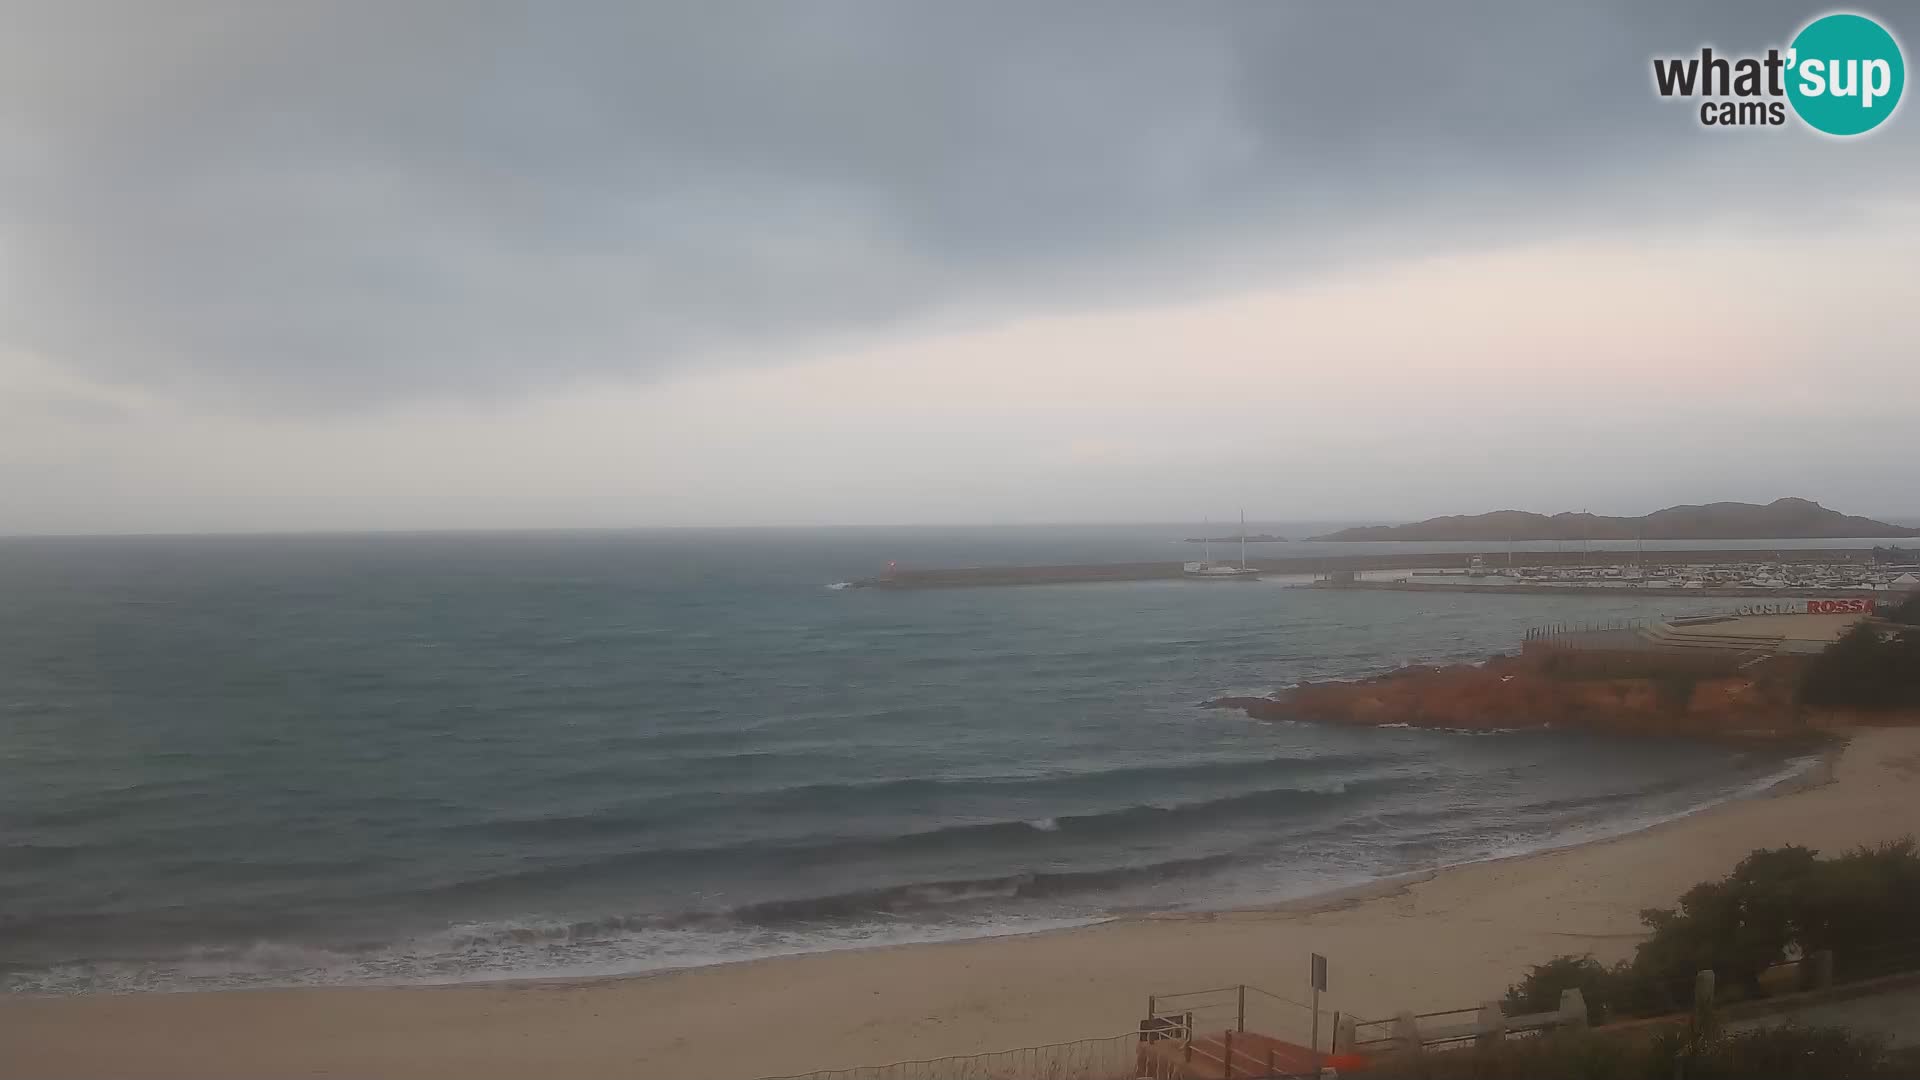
[2,1,1910,410]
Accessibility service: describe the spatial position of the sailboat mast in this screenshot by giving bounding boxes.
[1202,516,1210,564]
[1239,508,1248,570]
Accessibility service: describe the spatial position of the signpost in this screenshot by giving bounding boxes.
[1310,953,1328,1053]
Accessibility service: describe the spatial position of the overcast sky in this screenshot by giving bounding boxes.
[3,2,1916,534]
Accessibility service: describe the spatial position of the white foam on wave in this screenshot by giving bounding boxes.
[1299,779,1348,795]
[1463,752,1826,866]
[10,751,1820,999]
[1,913,1114,996]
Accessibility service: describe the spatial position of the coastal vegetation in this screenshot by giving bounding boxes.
[1503,840,1920,1022]
[1388,842,1920,1078]
[1365,1025,1907,1079]
[1888,592,1920,626]
[1797,618,1920,710]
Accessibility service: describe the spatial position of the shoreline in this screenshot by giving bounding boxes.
[1204,740,1840,923]
[10,729,1916,1080]
[7,738,1831,999]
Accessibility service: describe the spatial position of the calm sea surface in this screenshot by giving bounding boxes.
[0,526,1847,992]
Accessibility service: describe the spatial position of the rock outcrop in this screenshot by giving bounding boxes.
[1207,653,1826,738]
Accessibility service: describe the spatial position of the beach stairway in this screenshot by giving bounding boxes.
[1137,1028,1323,1079]
[1137,985,1335,1078]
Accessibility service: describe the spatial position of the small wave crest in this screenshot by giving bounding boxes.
[2,913,1113,995]
[446,751,1386,842]
[413,774,1404,904]
[2,757,1804,997]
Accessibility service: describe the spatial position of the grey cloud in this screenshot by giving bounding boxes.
[1,1,1911,410]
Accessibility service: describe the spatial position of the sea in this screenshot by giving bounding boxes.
[0,525,1867,995]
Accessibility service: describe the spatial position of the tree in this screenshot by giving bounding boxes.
[1888,592,1920,627]
[1794,839,1920,979]
[1631,846,1817,998]
[1503,954,1618,1025]
[1799,624,1920,709]
[1515,840,1920,1022]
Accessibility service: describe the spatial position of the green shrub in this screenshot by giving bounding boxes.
[1793,839,1920,980]
[1497,840,1920,1031]
[1798,624,1920,709]
[1359,1030,1647,1080]
[1887,592,1920,627]
[1503,954,1620,1025]
[1362,1026,1894,1079]
[1663,1024,1890,1079]
[1626,841,1920,1000]
[1629,845,1819,1001]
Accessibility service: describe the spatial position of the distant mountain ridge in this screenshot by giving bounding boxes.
[1311,499,1920,542]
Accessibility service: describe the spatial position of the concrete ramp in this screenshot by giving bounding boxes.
[1639,611,1866,655]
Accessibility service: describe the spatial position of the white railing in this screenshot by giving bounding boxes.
[1524,617,1653,641]
[1143,983,1320,1051]
[1141,983,1327,1077]
[1345,988,1588,1055]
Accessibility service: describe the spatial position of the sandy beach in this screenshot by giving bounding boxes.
[8,726,1919,1080]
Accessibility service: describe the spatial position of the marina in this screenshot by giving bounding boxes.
[1322,556,1917,598]
[847,548,1917,596]
[1181,510,1262,579]
[1304,577,1892,600]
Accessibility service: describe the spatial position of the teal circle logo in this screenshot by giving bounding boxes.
[1786,13,1905,136]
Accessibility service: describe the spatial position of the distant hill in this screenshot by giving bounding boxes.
[1311,499,1920,542]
